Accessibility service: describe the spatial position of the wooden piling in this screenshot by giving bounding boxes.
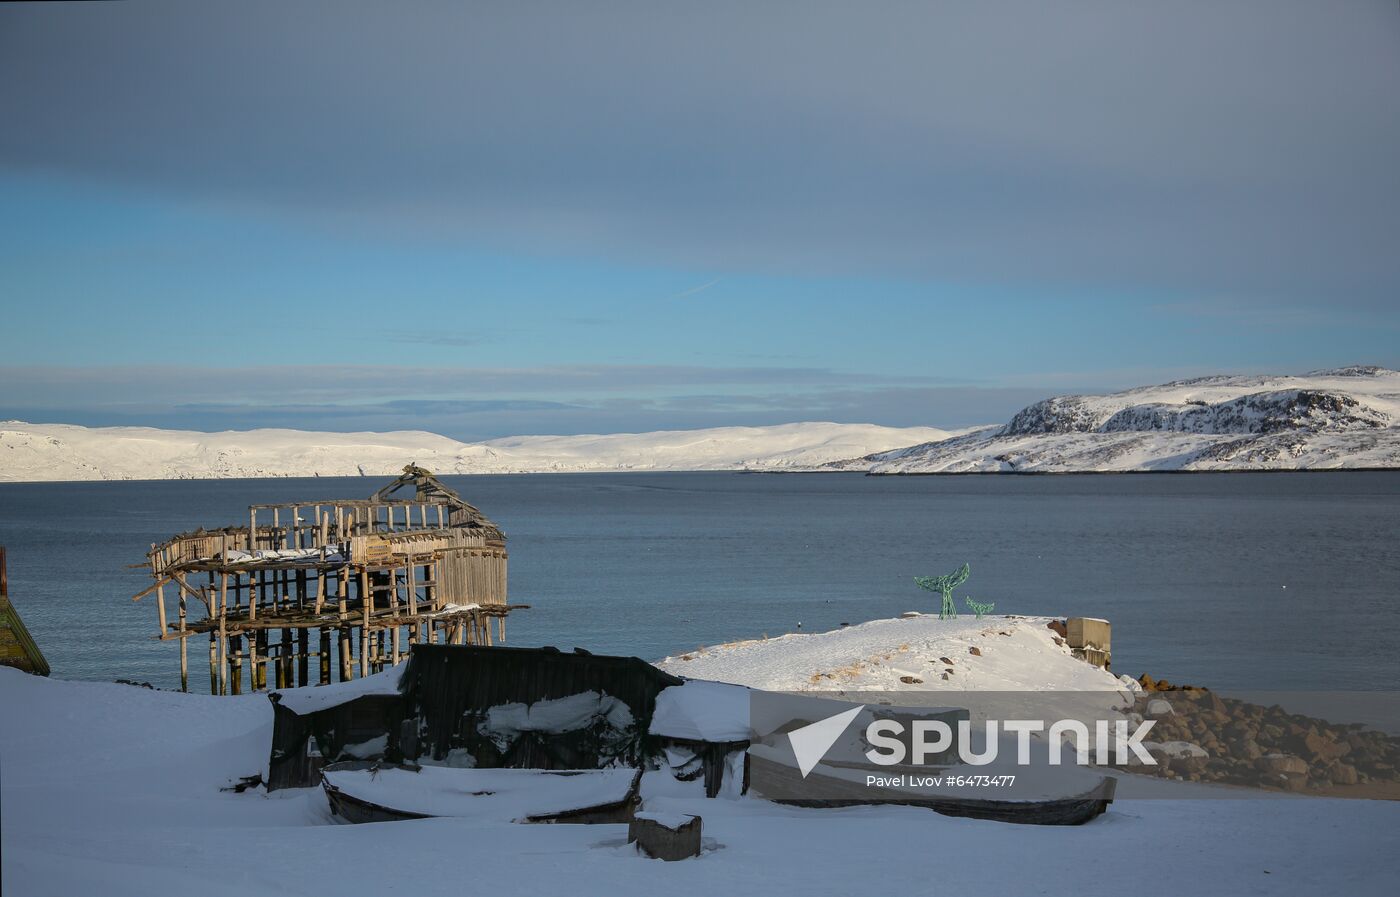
[178,586,188,692]
[280,627,293,688]
[256,629,268,690]
[229,635,243,695]
[319,628,331,685]
[297,627,309,686]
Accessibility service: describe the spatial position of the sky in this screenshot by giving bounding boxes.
[1,1,1397,440]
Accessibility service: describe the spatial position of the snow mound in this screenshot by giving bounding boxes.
[655,614,1125,693]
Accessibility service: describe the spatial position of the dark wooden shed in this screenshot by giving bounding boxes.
[267,643,683,790]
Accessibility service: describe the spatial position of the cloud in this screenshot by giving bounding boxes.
[0,362,963,406]
[668,279,721,301]
[0,363,1050,436]
[2,1,1395,306]
[0,362,968,411]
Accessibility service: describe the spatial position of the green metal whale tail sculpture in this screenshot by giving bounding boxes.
[913,562,971,620]
[965,597,995,620]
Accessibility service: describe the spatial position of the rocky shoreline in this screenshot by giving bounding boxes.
[1122,675,1400,794]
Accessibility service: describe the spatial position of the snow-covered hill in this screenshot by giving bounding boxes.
[0,420,956,482]
[7,367,1396,481]
[844,366,1400,473]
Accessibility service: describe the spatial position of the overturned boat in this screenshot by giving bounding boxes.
[321,762,642,825]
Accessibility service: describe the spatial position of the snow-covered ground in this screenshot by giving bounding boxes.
[0,421,958,482]
[4,640,1397,895]
[842,366,1400,473]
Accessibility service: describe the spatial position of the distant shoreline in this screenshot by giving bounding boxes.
[863,466,1400,476]
[3,466,1400,486]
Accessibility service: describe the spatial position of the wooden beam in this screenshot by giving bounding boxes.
[155,583,168,637]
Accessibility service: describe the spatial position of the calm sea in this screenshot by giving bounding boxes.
[1,472,1396,691]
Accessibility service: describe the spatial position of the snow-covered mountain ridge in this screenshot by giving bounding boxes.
[0,420,959,483]
[844,366,1400,473]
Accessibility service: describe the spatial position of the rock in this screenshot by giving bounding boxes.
[968,647,982,656]
[1145,748,1173,773]
[899,675,923,685]
[1157,741,1210,773]
[1047,620,1067,638]
[1302,731,1350,763]
[1145,699,1174,719]
[1224,720,1254,740]
[939,657,954,666]
[1256,754,1308,776]
[1327,763,1358,785]
[1138,674,1156,690]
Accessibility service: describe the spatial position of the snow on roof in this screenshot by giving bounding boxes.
[270,664,407,715]
[648,679,751,742]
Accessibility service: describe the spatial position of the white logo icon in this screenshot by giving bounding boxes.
[787,705,865,778]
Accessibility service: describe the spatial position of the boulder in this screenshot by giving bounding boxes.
[1302,731,1350,763]
[1330,763,1359,786]
[1156,741,1210,773]
[1146,699,1174,719]
[1256,754,1308,776]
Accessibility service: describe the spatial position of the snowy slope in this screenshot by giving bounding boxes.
[0,421,955,482]
[847,366,1400,473]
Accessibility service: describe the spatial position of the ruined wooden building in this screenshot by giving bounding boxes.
[0,547,50,677]
[134,466,520,694]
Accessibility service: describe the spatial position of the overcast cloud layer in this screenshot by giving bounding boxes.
[5,1,1398,302]
[1,2,1397,437]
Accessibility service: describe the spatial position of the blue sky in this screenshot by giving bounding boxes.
[2,2,1397,439]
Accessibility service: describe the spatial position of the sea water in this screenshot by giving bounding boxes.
[1,471,1396,691]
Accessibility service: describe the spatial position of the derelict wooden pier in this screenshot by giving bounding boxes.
[135,465,524,694]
